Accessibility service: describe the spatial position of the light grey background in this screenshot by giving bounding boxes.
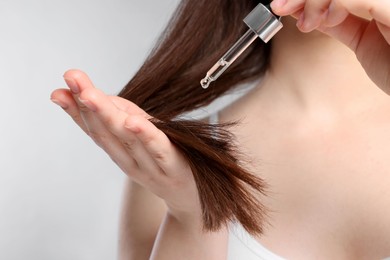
[0,1,255,259]
[0,0,180,259]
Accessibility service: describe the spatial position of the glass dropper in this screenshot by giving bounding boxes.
[200,4,283,89]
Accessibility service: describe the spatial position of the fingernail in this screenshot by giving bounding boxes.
[297,12,319,32]
[327,1,335,16]
[271,0,287,9]
[64,77,80,94]
[323,1,338,27]
[302,18,317,33]
[296,12,305,29]
[51,98,68,109]
[79,98,97,112]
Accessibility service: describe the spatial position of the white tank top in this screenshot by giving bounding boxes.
[228,222,285,260]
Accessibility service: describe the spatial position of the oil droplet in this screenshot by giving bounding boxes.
[200,77,211,89]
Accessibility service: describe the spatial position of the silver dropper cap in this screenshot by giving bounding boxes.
[243,4,283,43]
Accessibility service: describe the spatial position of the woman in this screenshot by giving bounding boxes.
[50,0,390,259]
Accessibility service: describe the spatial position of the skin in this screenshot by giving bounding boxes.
[50,0,390,259]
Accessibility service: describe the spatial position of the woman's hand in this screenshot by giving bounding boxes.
[50,69,200,220]
[271,0,390,93]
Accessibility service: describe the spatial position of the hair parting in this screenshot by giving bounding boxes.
[118,0,272,235]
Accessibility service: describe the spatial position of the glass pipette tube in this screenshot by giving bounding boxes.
[200,3,283,89]
[200,30,258,89]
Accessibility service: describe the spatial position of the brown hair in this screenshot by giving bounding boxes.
[118,0,272,236]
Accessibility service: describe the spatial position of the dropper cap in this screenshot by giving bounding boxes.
[243,4,283,43]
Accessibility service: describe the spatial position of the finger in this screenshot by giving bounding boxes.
[76,100,140,178]
[298,0,331,32]
[324,1,349,27]
[62,72,105,140]
[78,103,141,180]
[51,88,140,179]
[79,88,165,179]
[62,70,165,183]
[50,89,69,109]
[291,9,304,20]
[61,71,143,176]
[338,0,390,26]
[50,88,89,134]
[62,69,99,116]
[318,14,369,52]
[63,69,96,95]
[125,115,190,178]
[62,69,114,145]
[271,0,305,16]
[319,16,390,90]
[62,70,99,138]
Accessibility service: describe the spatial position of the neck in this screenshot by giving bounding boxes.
[257,17,387,117]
